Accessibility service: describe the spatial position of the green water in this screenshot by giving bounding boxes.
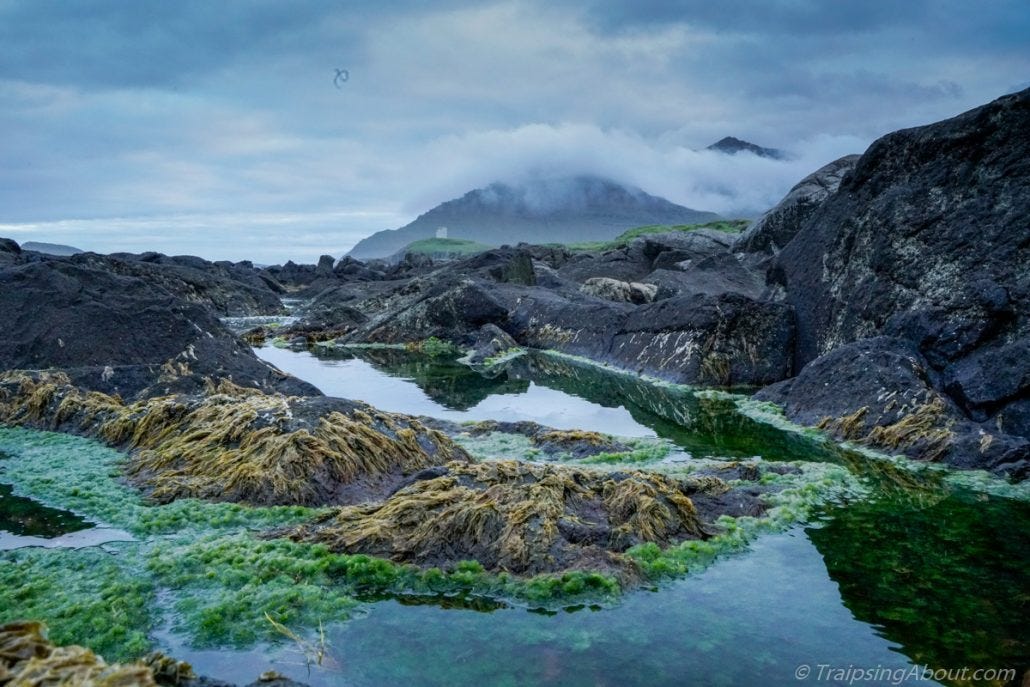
[0,348,1026,685]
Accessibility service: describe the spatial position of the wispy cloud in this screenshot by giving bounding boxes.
[1,0,1027,262]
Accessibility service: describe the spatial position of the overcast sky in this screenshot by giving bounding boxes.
[2,1,1028,263]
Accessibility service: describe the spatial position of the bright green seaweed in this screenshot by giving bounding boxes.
[0,417,862,661]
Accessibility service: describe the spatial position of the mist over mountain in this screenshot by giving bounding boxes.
[707,137,786,159]
[348,175,717,259]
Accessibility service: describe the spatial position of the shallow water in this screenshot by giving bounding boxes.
[256,346,656,437]
[0,347,1026,685]
[244,346,1029,685]
[0,478,134,551]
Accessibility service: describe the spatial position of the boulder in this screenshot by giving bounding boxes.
[466,323,520,365]
[735,154,860,255]
[316,254,336,275]
[356,279,509,345]
[770,89,1030,370]
[612,293,795,386]
[580,277,657,304]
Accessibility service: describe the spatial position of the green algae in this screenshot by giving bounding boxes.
[454,431,540,460]
[0,427,321,536]
[0,426,623,656]
[580,440,672,465]
[628,460,868,580]
[3,344,1018,671]
[411,336,463,358]
[0,546,153,661]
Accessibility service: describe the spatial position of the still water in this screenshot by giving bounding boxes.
[0,346,1025,685]
[237,346,1028,686]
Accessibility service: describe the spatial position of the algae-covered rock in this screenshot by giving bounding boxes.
[0,622,311,687]
[287,460,743,577]
[0,621,157,686]
[0,373,469,507]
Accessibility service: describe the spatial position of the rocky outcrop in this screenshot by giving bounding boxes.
[0,249,313,399]
[101,252,286,317]
[751,88,1030,477]
[282,233,791,387]
[734,154,860,255]
[755,338,1028,477]
[771,89,1029,369]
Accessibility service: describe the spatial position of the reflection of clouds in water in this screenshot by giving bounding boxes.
[461,383,653,438]
[255,347,653,437]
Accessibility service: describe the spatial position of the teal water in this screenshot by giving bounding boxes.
[245,346,1028,686]
[0,347,1026,685]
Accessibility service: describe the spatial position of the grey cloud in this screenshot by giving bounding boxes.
[0,1,1028,263]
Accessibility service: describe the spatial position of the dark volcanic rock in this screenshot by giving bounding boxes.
[941,339,1030,420]
[466,323,520,365]
[612,293,794,386]
[751,89,1030,476]
[98,251,285,317]
[756,337,1028,477]
[735,154,860,255]
[0,251,315,399]
[508,290,793,386]
[359,278,510,344]
[771,89,1030,370]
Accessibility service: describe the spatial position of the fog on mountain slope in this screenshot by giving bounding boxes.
[348,175,718,260]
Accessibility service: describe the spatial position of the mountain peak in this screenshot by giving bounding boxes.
[707,136,785,159]
[347,176,718,259]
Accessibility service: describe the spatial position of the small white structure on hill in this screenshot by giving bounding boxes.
[436,226,448,239]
